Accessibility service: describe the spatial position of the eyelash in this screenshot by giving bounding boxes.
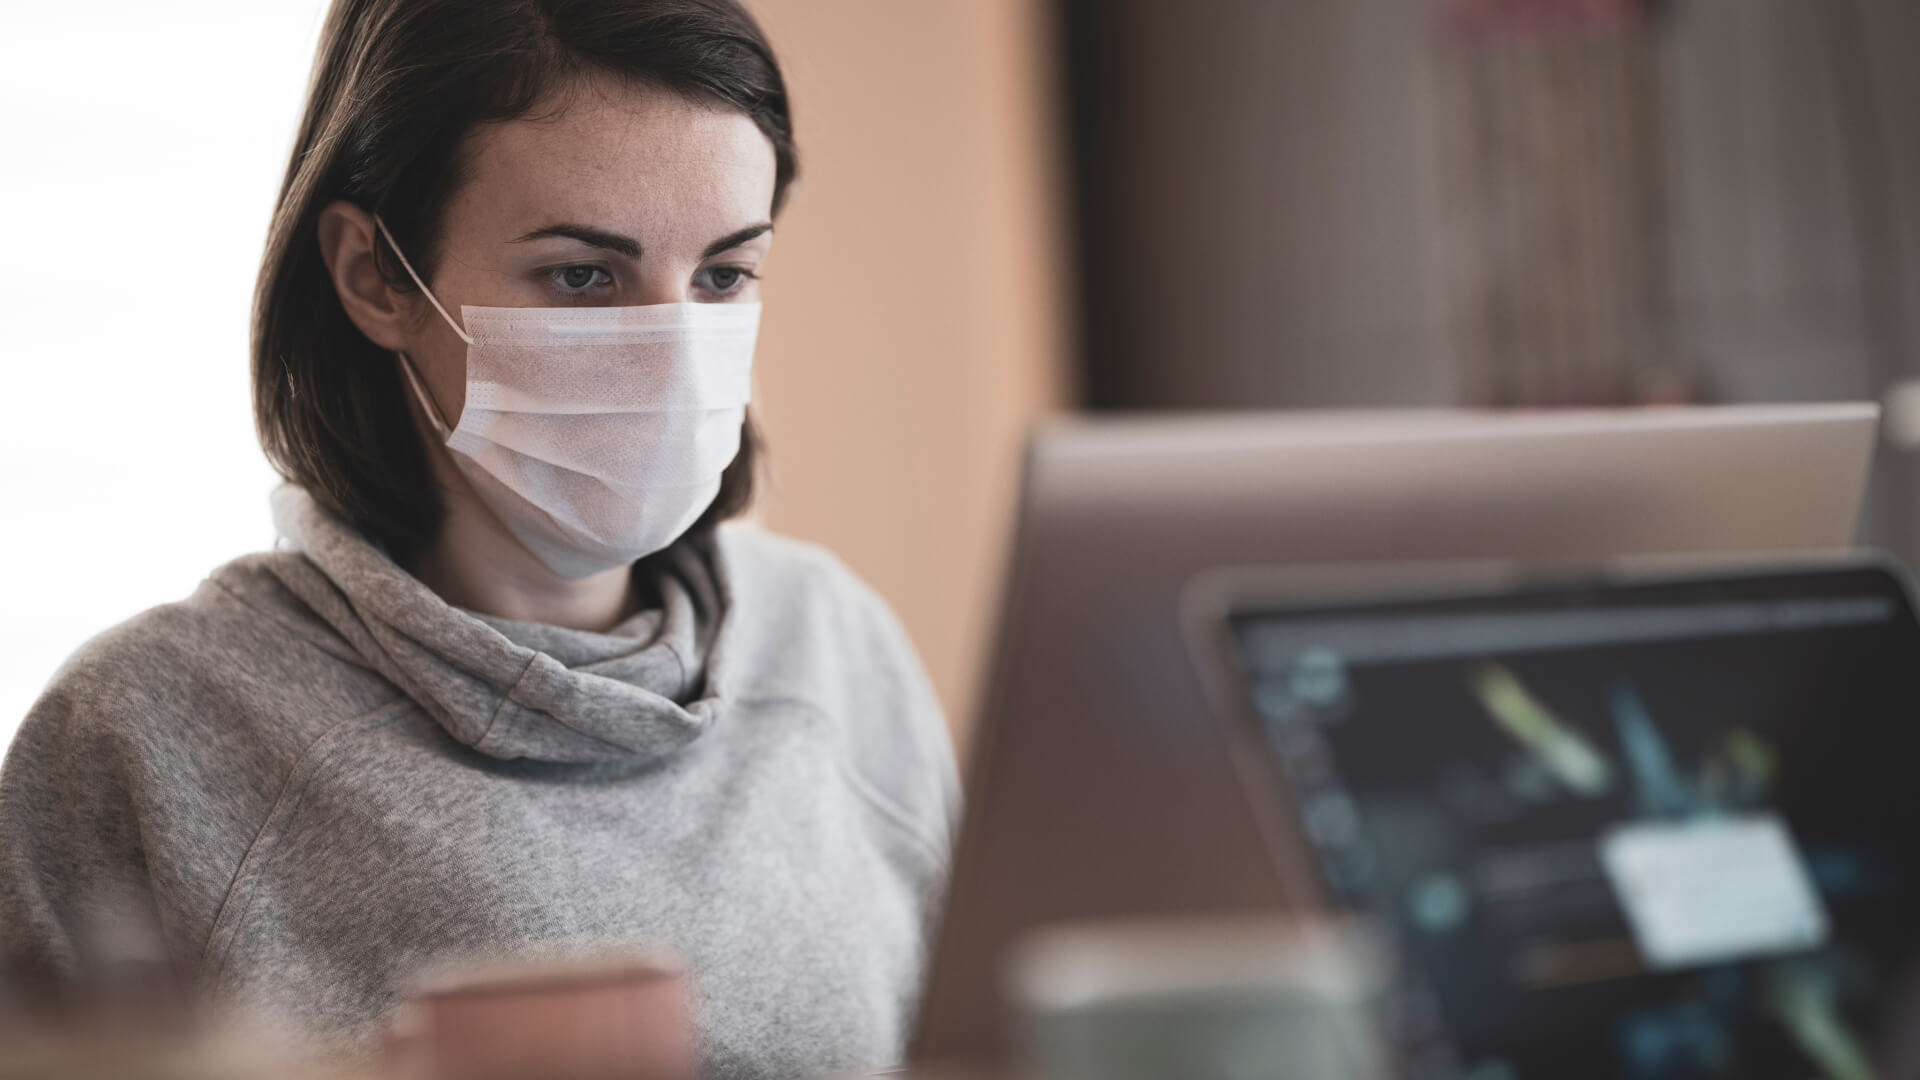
[542,264,760,297]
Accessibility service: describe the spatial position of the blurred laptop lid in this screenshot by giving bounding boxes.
[912,403,1880,1067]
[1023,403,1877,562]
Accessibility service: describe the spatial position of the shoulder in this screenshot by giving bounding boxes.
[713,524,962,857]
[714,524,924,696]
[6,548,406,871]
[28,578,257,755]
[715,525,924,672]
[717,524,877,607]
[17,552,396,775]
[0,554,394,981]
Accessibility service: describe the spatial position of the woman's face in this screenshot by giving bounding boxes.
[398,74,778,426]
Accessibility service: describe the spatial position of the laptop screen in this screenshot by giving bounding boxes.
[1226,563,1920,1080]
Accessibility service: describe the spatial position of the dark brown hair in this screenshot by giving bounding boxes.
[253,0,796,564]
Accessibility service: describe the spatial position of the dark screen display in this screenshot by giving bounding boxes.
[1228,565,1920,1080]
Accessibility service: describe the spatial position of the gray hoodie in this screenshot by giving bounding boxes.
[0,486,960,1078]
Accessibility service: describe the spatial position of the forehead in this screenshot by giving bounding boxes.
[450,76,777,244]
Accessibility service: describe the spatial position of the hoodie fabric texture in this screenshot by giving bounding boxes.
[0,486,960,1078]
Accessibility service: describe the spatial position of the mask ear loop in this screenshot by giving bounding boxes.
[372,213,475,346]
[372,213,469,441]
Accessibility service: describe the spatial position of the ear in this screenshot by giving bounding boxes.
[317,199,413,352]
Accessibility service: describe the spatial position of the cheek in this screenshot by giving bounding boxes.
[423,338,470,433]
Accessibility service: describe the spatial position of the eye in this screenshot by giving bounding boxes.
[548,264,613,292]
[696,265,758,295]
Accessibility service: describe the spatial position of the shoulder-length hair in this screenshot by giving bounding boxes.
[253,0,796,564]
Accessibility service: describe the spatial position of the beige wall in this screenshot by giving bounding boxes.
[744,0,1073,754]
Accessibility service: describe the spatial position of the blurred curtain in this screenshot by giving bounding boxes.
[1432,0,1681,406]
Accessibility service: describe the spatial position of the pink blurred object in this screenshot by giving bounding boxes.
[1442,0,1652,40]
[386,948,697,1080]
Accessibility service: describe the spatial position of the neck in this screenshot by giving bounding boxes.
[407,456,639,633]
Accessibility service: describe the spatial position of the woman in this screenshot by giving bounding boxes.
[0,0,958,1076]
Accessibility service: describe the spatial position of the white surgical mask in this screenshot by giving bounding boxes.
[374,214,758,579]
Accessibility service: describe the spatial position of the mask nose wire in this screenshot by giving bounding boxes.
[372,213,476,346]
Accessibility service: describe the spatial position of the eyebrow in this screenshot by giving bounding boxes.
[508,221,774,261]
[510,223,641,258]
[702,223,773,259]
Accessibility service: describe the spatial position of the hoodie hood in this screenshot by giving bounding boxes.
[261,485,731,764]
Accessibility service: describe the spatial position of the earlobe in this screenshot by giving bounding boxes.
[317,199,410,352]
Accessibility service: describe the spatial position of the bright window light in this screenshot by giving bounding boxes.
[1,2,328,744]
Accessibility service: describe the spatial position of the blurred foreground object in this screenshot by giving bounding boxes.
[1,947,695,1080]
[385,948,696,1080]
[0,1010,372,1080]
[1007,917,1394,1080]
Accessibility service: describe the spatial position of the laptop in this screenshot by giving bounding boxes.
[909,403,1879,1066]
[1178,556,1920,1078]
